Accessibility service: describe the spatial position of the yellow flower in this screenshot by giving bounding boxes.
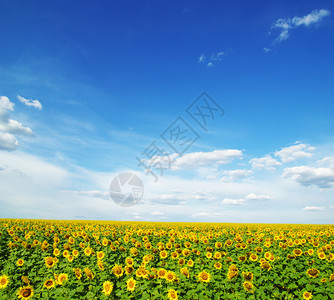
[167,288,178,300]
[43,279,55,289]
[303,291,312,299]
[97,251,105,260]
[125,257,134,265]
[243,281,254,292]
[45,256,56,268]
[127,278,136,292]
[0,275,9,289]
[243,272,254,281]
[57,273,68,285]
[84,267,94,280]
[73,268,82,280]
[306,268,319,278]
[160,250,168,259]
[198,271,211,283]
[112,264,124,278]
[166,271,176,282]
[17,286,34,299]
[17,259,24,266]
[102,281,113,296]
[158,268,167,279]
[214,262,222,270]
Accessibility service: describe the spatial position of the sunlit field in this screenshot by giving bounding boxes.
[0,220,333,299]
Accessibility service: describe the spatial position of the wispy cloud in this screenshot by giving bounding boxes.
[275,142,315,163]
[303,206,325,211]
[271,9,330,43]
[249,155,281,170]
[198,50,228,67]
[17,95,43,110]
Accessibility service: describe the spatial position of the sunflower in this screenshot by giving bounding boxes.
[125,265,134,275]
[187,259,194,267]
[238,255,247,262]
[330,274,334,282]
[97,260,104,271]
[242,272,254,281]
[158,268,167,279]
[125,257,134,265]
[112,264,123,278]
[180,267,189,278]
[0,275,9,289]
[17,286,34,299]
[198,271,211,283]
[21,276,30,285]
[53,248,60,256]
[167,289,178,300]
[243,281,254,292]
[166,271,176,282]
[260,261,272,271]
[45,257,56,268]
[97,251,105,260]
[17,259,24,266]
[306,268,319,278]
[72,249,79,257]
[206,252,212,259]
[43,279,55,289]
[57,273,68,285]
[293,249,303,256]
[127,278,136,292]
[102,281,113,296]
[84,267,95,280]
[73,268,82,280]
[84,247,92,256]
[178,258,185,266]
[214,252,222,259]
[249,254,258,262]
[214,262,222,270]
[303,291,312,299]
[318,252,326,260]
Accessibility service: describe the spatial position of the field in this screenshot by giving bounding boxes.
[0,220,333,299]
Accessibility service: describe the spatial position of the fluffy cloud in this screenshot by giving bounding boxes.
[275,142,315,163]
[17,95,43,110]
[0,132,19,151]
[303,206,325,211]
[245,193,272,201]
[249,155,281,170]
[0,96,34,151]
[272,9,330,43]
[172,149,242,170]
[222,198,246,205]
[283,166,334,188]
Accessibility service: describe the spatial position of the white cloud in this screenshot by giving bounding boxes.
[221,169,253,181]
[249,155,281,170]
[283,166,334,188]
[198,54,206,62]
[263,48,271,52]
[0,132,19,151]
[245,193,272,201]
[292,9,330,26]
[0,96,34,151]
[275,142,315,163]
[63,190,109,199]
[222,198,246,205]
[172,149,242,170]
[303,206,325,211]
[272,9,330,43]
[198,50,228,67]
[17,95,43,110]
[0,96,14,117]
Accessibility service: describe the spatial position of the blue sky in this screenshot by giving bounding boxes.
[0,0,334,223]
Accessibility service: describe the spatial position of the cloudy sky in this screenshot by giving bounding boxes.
[0,1,334,223]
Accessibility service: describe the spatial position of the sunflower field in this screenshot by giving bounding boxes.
[0,220,333,299]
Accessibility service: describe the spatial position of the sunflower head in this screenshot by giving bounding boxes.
[17,285,34,299]
[126,278,136,292]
